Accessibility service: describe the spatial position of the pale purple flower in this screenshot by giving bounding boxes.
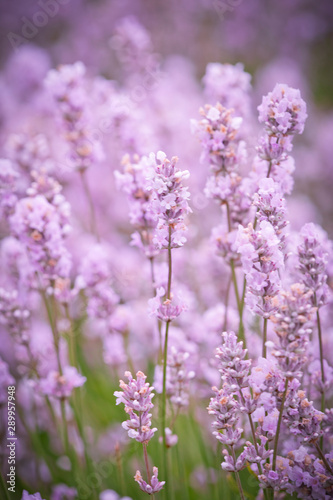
[147,286,187,322]
[145,151,191,250]
[51,484,77,500]
[258,83,307,136]
[158,427,178,448]
[0,158,18,219]
[21,492,46,500]
[45,62,104,172]
[203,63,252,118]
[134,467,165,495]
[38,366,86,399]
[103,333,127,366]
[114,371,157,444]
[236,221,284,317]
[10,195,72,281]
[191,103,246,175]
[298,222,331,308]
[115,154,159,258]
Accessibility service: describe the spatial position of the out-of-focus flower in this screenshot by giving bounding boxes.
[38,366,86,399]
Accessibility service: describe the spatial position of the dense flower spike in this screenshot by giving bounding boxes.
[258,84,307,137]
[10,195,72,282]
[114,371,157,444]
[297,223,330,308]
[270,284,315,378]
[145,151,191,249]
[253,178,288,253]
[203,63,252,118]
[191,103,245,175]
[45,62,104,172]
[236,221,284,317]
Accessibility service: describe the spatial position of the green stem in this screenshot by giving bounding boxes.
[60,398,70,456]
[315,441,333,474]
[273,378,288,470]
[262,318,268,358]
[230,446,245,500]
[150,256,163,362]
[230,260,246,348]
[223,275,232,331]
[162,226,173,499]
[79,170,100,242]
[314,294,325,449]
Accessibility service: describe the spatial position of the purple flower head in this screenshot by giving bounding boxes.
[114,371,157,444]
[21,491,46,500]
[215,331,251,388]
[51,484,77,500]
[38,366,86,399]
[0,158,18,219]
[203,63,251,117]
[158,427,178,448]
[145,151,191,250]
[134,467,165,495]
[191,103,245,174]
[45,62,104,171]
[298,222,331,308]
[10,195,72,281]
[270,283,315,378]
[284,388,324,443]
[253,178,288,253]
[236,221,284,317]
[258,83,307,137]
[147,286,187,322]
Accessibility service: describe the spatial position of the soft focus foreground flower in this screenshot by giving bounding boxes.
[38,366,86,399]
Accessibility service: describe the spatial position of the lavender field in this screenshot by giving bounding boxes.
[0,1,333,499]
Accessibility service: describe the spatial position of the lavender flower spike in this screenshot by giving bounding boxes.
[134,467,165,495]
[114,371,157,444]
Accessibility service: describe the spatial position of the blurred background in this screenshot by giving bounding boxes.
[0,0,333,234]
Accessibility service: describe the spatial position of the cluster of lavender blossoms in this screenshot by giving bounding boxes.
[115,371,165,495]
[1,33,333,500]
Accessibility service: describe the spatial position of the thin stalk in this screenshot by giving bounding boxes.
[143,444,155,500]
[64,304,77,369]
[315,441,333,474]
[149,256,163,361]
[230,446,245,500]
[230,260,246,348]
[162,226,173,498]
[79,170,100,241]
[314,293,325,449]
[262,318,268,358]
[238,388,268,500]
[60,399,70,456]
[223,275,232,331]
[226,201,246,347]
[273,378,289,470]
[40,288,62,374]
